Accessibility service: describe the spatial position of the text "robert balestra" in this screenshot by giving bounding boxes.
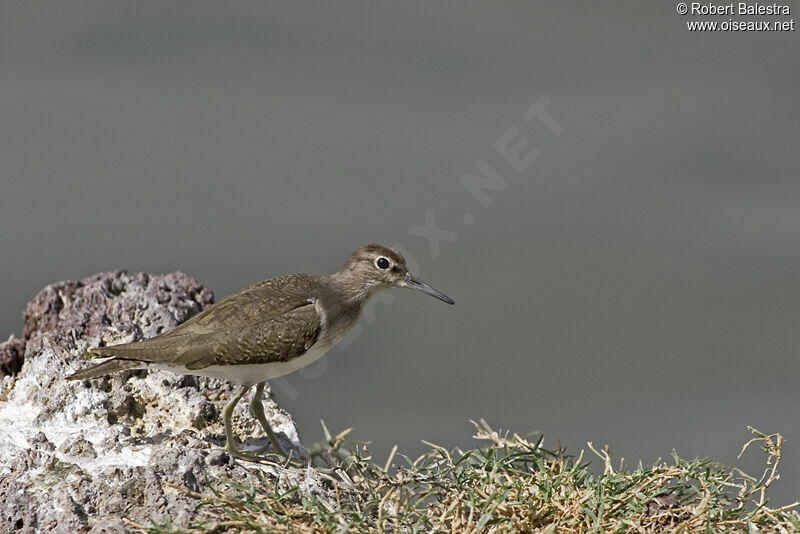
[689,3,790,15]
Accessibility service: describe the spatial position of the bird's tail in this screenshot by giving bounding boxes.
[67,358,145,381]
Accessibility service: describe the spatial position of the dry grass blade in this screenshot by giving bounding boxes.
[134,424,800,534]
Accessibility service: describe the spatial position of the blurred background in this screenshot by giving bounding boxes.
[1,1,798,502]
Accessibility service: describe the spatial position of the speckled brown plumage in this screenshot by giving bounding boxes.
[77,275,326,373]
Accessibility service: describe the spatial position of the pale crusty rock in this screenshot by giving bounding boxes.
[0,271,312,533]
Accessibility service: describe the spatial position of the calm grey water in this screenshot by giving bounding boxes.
[2,1,798,503]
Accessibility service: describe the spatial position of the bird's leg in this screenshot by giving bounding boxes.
[222,384,261,461]
[249,381,289,458]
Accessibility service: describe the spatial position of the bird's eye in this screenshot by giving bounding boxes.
[376,257,390,270]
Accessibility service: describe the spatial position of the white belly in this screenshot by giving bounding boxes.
[161,340,333,385]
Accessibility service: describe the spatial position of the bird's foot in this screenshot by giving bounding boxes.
[225,443,267,463]
[253,445,307,467]
[252,435,289,458]
[225,441,305,467]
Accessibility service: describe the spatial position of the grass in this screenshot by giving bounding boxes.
[131,421,799,533]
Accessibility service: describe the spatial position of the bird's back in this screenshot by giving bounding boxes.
[69,274,329,380]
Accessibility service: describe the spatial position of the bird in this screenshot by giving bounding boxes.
[68,243,454,461]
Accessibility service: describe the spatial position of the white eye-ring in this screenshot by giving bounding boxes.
[375,256,390,270]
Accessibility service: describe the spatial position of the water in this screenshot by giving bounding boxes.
[1,1,798,503]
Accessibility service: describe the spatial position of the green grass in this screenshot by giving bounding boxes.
[132,422,799,533]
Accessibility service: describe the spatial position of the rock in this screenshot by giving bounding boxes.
[0,271,315,533]
[0,334,24,380]
[58,434,98,460]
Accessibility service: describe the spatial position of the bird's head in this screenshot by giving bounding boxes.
[340,243,454,304]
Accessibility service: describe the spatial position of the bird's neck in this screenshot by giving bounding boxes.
[313,272,379,340]
[325,270,383,306]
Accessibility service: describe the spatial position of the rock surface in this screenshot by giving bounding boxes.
[0,335,24,379]
[0,271,313,533]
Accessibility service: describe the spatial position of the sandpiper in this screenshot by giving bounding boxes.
[68,243,454,461]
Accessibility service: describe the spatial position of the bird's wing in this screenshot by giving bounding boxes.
[88,275,322,366]
[91,303,323,370]
[170,275,318,335]
[173,304,323,369]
